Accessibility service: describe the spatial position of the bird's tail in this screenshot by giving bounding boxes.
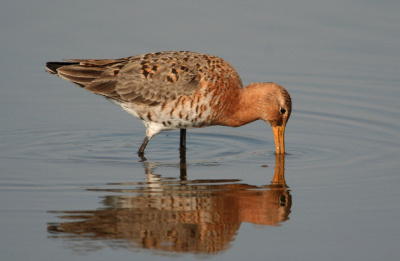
[45,61,105,88]
[46,62,78,74]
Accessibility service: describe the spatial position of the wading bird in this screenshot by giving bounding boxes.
[46,51,291,157]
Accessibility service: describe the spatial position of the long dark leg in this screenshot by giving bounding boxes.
[179,144,187,181]
[138,136,150,156]
[180,129,186,149]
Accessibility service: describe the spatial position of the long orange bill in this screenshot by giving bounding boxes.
[272,126,285,154]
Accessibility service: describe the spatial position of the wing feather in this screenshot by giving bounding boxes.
[47,51,243,106]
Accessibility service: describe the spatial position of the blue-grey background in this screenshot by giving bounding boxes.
[1,1,399,260]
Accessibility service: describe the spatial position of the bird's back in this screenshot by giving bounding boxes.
[46,51,244,133]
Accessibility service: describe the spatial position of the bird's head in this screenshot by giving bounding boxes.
[252,82,292,154]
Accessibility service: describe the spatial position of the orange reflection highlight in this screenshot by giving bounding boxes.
[48,155,291,254]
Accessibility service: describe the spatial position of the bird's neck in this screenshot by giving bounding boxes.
[215,84,263,127]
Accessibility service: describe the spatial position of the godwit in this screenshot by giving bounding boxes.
[46,51,292,156]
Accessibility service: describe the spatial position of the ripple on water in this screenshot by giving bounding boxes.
[0,129,274,165]
[291,116,398,171]
[1,84,399,171]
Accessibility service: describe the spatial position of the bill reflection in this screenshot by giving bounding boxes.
[48,155,291,255]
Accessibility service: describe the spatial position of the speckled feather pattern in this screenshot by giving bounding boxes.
[46,51,292,155]
[47,51,244,137]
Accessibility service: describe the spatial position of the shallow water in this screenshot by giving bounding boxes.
[1,1,400,260]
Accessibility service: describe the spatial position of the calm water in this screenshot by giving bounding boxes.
[1,1,399,260]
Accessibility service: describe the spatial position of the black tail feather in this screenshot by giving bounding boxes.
[46,62,78,74]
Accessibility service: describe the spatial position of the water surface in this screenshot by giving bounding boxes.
[1,1,399,260]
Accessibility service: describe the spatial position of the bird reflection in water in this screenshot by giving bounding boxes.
[47,154,291,255]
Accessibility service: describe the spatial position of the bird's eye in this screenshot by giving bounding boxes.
[280,107,286,114]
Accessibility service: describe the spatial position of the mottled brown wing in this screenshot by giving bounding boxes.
[48,51,208,106]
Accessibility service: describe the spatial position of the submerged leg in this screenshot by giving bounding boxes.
[179,146,187,181]
[138,136,150,156]
[180,129,186,149]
